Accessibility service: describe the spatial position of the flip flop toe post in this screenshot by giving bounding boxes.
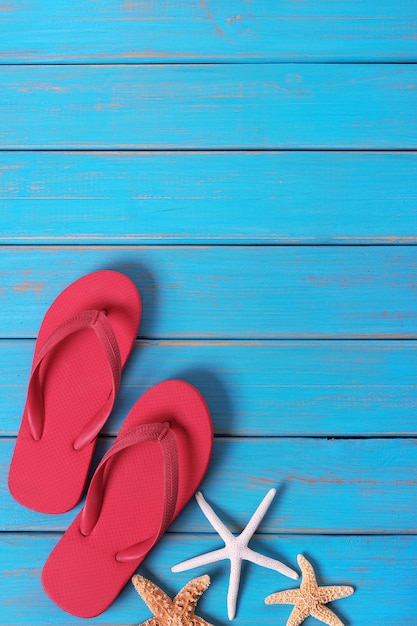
[42,380,213,618]
[8,270,141,514]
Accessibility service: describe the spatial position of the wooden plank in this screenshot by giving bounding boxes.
[1,246,417,339]
[2,151,417,244]
[0,65,416,149]
[1,532,415,624]
[1,438,416,532]
[1,1,416,63]
[2,339,417,437]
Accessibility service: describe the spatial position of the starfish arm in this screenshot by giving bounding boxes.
[140,619,160,626]
[172,547,228,572]
[238,488,276,545]
[297,555,319,593]
[317,585,354,603]
[242,546,299,580]
[227,556,242,620]
[286,604,312,626]
[173,575,211,613]
[195,492,236,543]
[131,575,173,622]
[265,589,301,605]
[310,604,345,626]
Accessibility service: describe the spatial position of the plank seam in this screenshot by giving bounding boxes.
[1,148,417,153]
[1,61,417,67]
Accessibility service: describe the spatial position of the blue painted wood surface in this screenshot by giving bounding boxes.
[0,247,416,338]
[1,0,416,63]
[2,340,416,436]
[3,533,416,625]
[1,152,417,244]
[1,437,416,532]
[0,1,416,624]
[0,65,416,148]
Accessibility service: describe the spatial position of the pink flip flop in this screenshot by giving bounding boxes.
[8,270,141,514]
[42,380,213,618]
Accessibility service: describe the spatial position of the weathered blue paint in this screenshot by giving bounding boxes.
[0,1,416,63]
[1,151,417,244]
[1,339,417,436]
[1,532,415,624]
[0,65,416,148]
[0,0,416,623]
[1,437,416,533]
[0,246,416,338]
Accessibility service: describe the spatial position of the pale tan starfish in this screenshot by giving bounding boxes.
[132,573,214,626]
[265,554,354,626]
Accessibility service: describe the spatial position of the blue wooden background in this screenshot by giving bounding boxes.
[1,2,416,624]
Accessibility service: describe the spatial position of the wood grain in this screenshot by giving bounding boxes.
[0,65,416,148]
[2,437,416,533]
[1,532,415,624]
[0,246,416,339]
[1,151,417,244]
[1,1,416,62]
[2,339,417,437]
[1,1,416,623]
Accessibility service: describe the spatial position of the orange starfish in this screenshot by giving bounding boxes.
[265,555,354,626]
[132,574,214,626]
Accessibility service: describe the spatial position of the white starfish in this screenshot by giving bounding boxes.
[172,488,299,620]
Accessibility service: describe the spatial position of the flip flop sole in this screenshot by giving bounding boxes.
[42,380,213,618]
[8,270,141,514]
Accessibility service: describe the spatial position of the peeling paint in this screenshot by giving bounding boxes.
[12,282,45,294]
[201,0,226,39]
[227,14,242,23]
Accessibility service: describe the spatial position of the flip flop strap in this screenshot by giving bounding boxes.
[79,421,179,563]
[26,309,122,450]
